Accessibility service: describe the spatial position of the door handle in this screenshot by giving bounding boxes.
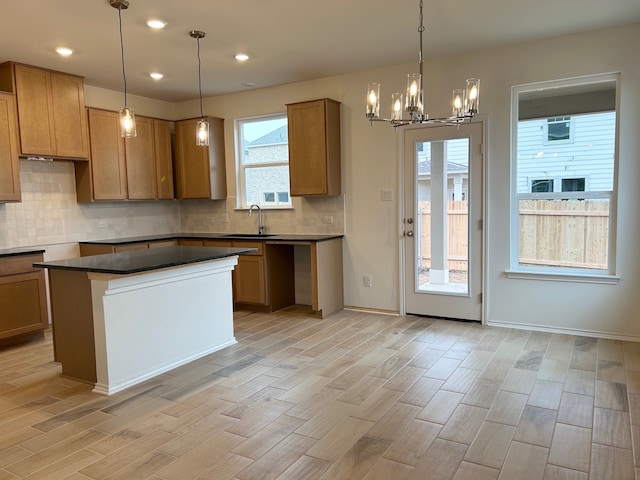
[405,231,414,237]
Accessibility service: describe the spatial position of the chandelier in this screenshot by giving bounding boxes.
[366,0,480,127]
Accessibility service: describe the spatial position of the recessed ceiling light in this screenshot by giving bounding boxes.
[235,53,250,62]
[147,19,167,29]
[56,47,74,56]
[150,72,164,80]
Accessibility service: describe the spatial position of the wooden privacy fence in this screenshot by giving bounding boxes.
[418,201,468,271]
[417,199,609,272]
[519,199,609,269]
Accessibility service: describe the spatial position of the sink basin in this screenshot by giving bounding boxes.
[221,233,276,238]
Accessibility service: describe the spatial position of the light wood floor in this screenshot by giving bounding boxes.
[1,307,639,480]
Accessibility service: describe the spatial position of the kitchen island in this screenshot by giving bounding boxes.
[34,246,254,395]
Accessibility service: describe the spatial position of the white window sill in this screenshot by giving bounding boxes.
[235,206,294,212]
[505,269,620,285]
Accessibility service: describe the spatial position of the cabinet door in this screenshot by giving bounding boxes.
[125,116,157,200]
[88,109,127,200]
[13,64,57,156]
[174,117,226,200]
[287,98,341,196]
[174,119,212,199]
[50,72,89,159]
[154,119,174,199]
[0,92,21,201]
[234,255,266,304]
[0,271,47,340]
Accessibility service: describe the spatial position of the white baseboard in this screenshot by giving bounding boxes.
[486,319,640,343]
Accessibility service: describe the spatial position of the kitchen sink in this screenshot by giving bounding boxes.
[221,233,276,238]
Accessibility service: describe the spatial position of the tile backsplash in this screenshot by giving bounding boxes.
[0,159,344,250]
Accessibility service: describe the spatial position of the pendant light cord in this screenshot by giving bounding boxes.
[118,6,128,106]
[196,36,204,119]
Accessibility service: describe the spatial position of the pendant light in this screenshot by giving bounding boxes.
[190,30,209,146]
[110,0,136,138]
[366,0,480,128]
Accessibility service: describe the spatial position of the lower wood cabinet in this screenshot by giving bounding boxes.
[0,252,48,345]
[203,240,294,310]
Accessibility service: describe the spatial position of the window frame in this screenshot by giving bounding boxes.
[509,73,620,282]
[235,113,292,210]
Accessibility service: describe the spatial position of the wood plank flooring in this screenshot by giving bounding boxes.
[1,307,639,479]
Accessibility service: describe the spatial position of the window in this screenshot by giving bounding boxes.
[236,115,291,208]
[262,191,289,204]
[512,74,618,275]
[546,117,571,142]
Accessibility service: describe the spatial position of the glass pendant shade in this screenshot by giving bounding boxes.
[452,89,465,117]
[366,83,380,119]
[466,78,480,114]
[119,107,137,138]
[405,73,422,112]
[196,118,210,146]
[391,93,404,122]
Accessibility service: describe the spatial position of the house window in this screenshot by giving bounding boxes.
[531,179,554,193]
[236,114,291,208]
[512,73,618,275]
[546,117,571,142]
[262,191,289,204]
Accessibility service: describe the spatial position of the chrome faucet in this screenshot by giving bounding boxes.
[248,204,264,235]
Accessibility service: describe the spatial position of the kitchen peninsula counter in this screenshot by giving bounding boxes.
[35,246,254,395]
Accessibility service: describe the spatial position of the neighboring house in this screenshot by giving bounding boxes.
[416,138,469,202]
[516,112,615,194]
[243,125,291,205]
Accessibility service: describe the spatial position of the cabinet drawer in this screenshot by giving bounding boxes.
[148,240,178,248]
[203,240,233,248]
[231,241,263,255]
[0,253,43,276]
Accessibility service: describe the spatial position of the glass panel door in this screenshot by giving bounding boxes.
[403,123,483,321]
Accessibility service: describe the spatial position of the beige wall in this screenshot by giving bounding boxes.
[1,21,639,338]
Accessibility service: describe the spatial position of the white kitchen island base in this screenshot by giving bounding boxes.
[40,247,249,396]
[89,257,237,395]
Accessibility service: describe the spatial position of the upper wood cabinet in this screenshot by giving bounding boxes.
[0,62,89,159]
[0,92,21,202]
[287,98,341,196]
[174,117,226,200]
[75,109,174,202]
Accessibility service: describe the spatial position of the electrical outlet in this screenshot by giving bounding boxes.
[364,275,372,287]
[98,221,108,229]
[381,189,393,201]
[322,215,334,224]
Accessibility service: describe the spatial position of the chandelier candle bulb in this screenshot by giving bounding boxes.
[452,89,465,117]
[366,83,380,118]
[391,93,404,121]
[466,78,480,114]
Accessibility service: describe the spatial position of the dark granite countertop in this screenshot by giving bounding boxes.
[79,232,343,245]
[33,246,255,275]
[0,247,46,258]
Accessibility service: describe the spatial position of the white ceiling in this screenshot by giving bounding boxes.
[2,0,639,102]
